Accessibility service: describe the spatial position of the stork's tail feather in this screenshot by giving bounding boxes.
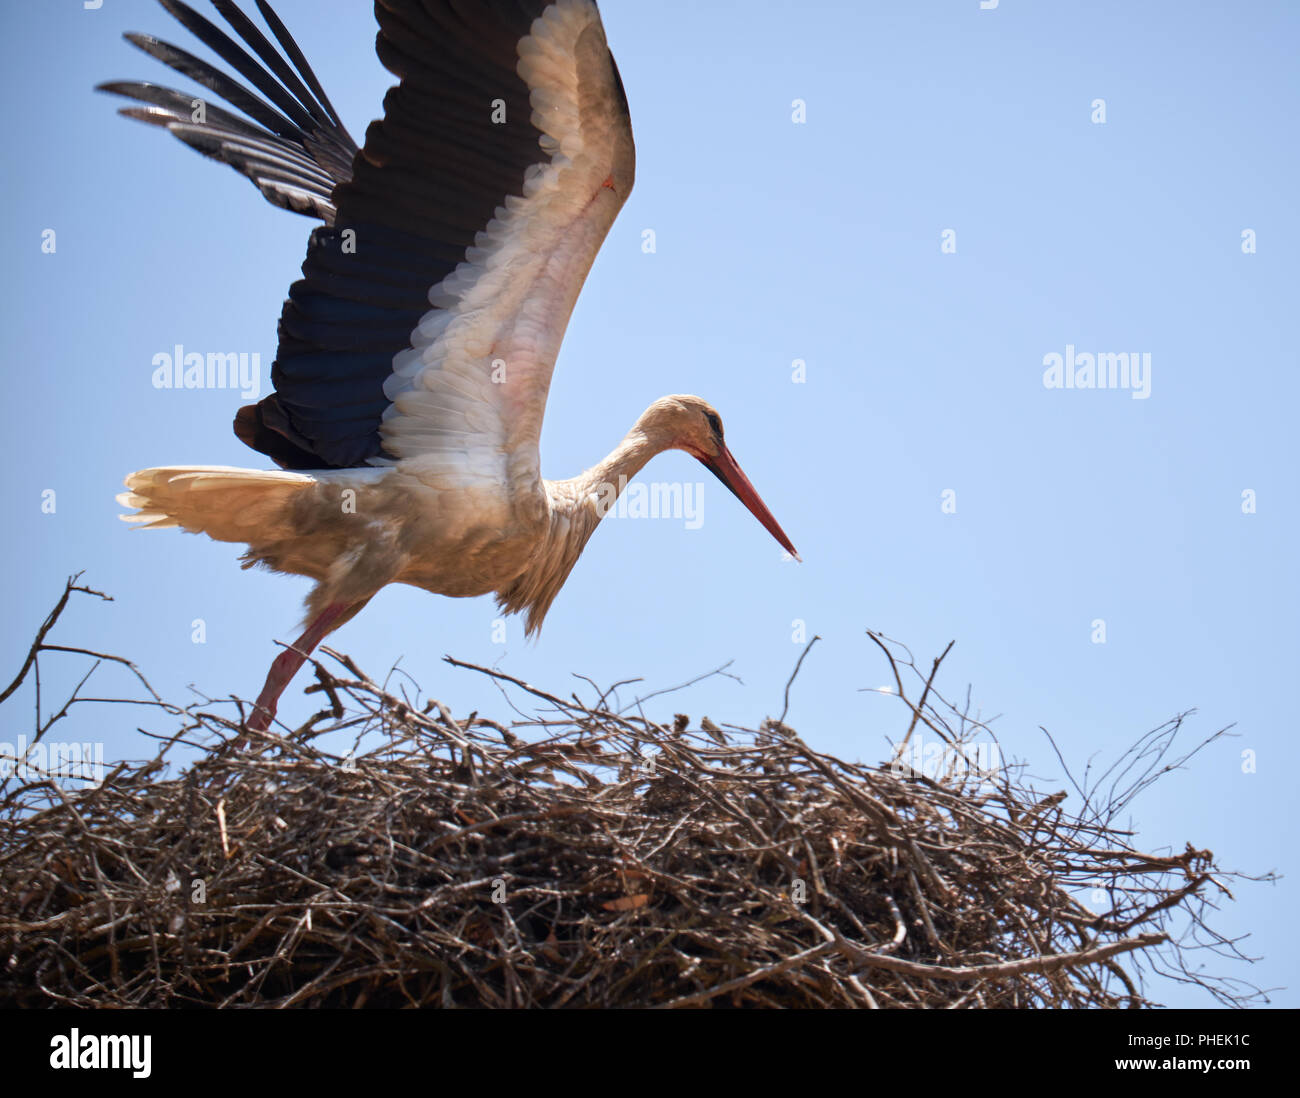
[118,465,313,544]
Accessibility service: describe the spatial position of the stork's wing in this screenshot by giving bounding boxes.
[250,0,635,473]
[97,0,357,222]
[104,1,634,475]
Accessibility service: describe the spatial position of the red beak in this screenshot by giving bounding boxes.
[699,446,800,561]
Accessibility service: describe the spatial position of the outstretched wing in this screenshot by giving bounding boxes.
[258,0,635,478]
[104,0,635,478]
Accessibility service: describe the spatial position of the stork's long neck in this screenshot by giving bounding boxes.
[571,426,661,511]
[495,422,667,636]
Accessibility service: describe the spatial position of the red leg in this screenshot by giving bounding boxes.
[246,602,351,733]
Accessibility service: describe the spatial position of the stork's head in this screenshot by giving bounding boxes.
[640,395,800,561]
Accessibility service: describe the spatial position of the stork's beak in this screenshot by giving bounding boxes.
[699,446,800,561]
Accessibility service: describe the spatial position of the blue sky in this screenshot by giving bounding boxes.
[3,0,1296,1007]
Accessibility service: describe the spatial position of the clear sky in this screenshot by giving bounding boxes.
[3,0,1296,1007]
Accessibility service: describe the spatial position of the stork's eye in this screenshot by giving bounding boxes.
[705,411,723,439]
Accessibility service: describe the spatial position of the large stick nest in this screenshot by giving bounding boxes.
[0,580,1265,1007]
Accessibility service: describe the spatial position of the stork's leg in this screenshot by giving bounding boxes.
[246,602,352,733]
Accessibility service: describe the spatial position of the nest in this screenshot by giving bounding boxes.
[0,580,1264,1008]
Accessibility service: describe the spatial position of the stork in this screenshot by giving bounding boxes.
[104,0,798,732]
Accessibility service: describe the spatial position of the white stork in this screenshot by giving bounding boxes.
[103,0,798,732]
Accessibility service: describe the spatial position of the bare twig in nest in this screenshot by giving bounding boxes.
[779,635,820,726]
